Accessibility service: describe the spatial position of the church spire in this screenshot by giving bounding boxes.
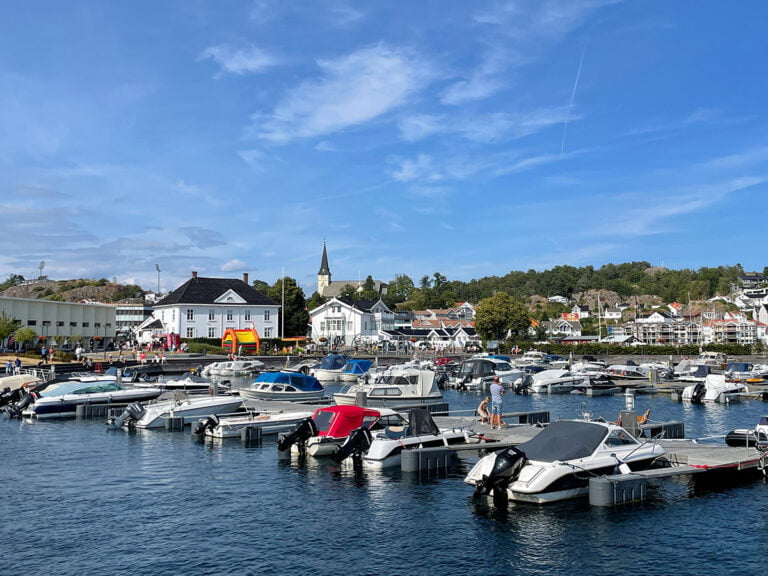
[318,241,330,276]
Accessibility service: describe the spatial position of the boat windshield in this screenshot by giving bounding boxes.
[40,381,122,397]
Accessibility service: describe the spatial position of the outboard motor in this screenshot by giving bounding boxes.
[6,390,38,418]
[0,387,22,408]
[106,402,146,429]
[473,446,528,507]
[333,426,374,463]
[193,414,220,436]
[277,418,318,452]
[691,382,706,404]
[512,375,532,395]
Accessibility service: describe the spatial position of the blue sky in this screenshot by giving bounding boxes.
[1,1,767,297]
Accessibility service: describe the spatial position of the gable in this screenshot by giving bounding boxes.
[214,289,247,305]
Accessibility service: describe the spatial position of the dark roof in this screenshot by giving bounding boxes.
[318,242,330,276]
[156,276,278,306]
[336,297,388,313]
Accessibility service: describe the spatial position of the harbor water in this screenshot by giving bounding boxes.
[2,387,767,575]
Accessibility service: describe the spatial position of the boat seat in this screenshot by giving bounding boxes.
[384,425,409,440]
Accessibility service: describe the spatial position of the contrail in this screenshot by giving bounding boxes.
[560,45,587,158]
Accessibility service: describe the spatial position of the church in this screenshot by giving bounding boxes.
[316,242,387,299]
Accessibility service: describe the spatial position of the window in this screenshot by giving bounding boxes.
[27,320,37,326]
[95,322,101,328]
[209,309,215,321]
[244,310,251,321]
[56,321,64,327]
[208,327,216,338]
[186,328,195,338]
[82,322,89,328]
[264,327,272,338]
[264,310,271,322]
[226,310,233,321]
[70,322,77,327]
[186,309,194,321]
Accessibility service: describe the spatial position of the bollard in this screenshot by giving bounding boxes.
[241,426,262,444]
[165,416,185,431]
[589,475,647,506]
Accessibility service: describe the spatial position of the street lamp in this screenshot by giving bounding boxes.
[155,264,161,295]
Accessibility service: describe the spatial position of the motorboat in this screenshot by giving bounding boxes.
[515,350,547,367]
[464,419,667,504]
[195,408,315,439]
[310,353,349,382]
[725,362,768,384]
[338,359,374,383]
[135,372,214,394]
[238,371,326,402]
[449,357,526,391]
[604,363,649,382]
[17,381,163,419]
[332,364,446,409]
[681,374,747,404]
[530,369,590,394]
[334,408,480,469]
[277,405,389,457]
[674,352,727,379]
[571,375,619,396]
[109,395,245,429]
[725,415,768,447]
[216,360,265,377]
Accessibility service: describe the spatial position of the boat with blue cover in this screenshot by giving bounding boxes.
[238,371,326,402]
[338,359,374,382]
[310,353,349,382]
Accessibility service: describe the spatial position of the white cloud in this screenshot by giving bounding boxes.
[398,114,444,142]
[253,44,434,143]
[201,44,278,76]
[221,259,248,272]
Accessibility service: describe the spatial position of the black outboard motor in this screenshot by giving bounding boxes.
[5,390,38,419]
[106,402,146,429]
[474,446,528,507]
[0,387,22,408]
[277,418,318,453]
[333,426,373,463]
[193,414,220,436]
[512,375,533,395]
[691,382,706,404]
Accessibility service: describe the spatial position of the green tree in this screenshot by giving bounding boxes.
[266,277,309,338]
[338,284,359,300]
[0,311,17,346]
[251,279,270,294]
[474,292,530,343]
[13,326,38,351]
[306,291,326,313]
[383,274,415,308]
[359,275,378,300]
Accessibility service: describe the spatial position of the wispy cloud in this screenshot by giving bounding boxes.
[201,43,278,76]
[399,108,574,143]
[221,259,248,272]
[252,44,434,143]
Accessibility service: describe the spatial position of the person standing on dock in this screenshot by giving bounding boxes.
[476,396,491,424]
[490,377,505,429]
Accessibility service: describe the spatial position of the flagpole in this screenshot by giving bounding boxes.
[281,267,285,339]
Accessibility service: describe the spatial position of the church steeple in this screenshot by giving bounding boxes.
[317,241,331,295]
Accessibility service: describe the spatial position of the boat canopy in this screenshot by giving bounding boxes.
[518,420,610,462]
[487,355,511,362]
[255,371,323,391]
[408,408,440,436]
[312,405,381,437]
[316,354,349,371]
[342,359,373,375]
[726,362,751,372]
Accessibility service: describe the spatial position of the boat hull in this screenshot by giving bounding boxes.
[135,397,244,428]
[23,389,164,419]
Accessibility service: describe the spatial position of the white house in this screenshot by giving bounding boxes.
[604,307,622,323]
[309,297,394,347]
[144,272,279,343]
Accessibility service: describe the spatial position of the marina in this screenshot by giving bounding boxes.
[2,362,768,575]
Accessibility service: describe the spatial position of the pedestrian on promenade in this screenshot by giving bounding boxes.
[489,376,505,429]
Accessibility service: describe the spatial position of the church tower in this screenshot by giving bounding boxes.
[317,241,331,296]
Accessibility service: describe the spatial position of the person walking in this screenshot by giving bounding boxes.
[489,376,505,429]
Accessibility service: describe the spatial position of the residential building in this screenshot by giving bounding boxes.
[146,272,279,343]
[309,297,394,348]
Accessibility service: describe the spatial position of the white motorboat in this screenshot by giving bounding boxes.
[333,364,446,409]
[334,408,480,469]
[515,350,547,367]
[604,363,649,382]
[110,395,244,429]
[238,371,326,402]
[135,372,214,394]
[464,419,667,504]
[449,356,526,391]
[277,405,392,457]
[18,381,163,419]
[309,353,349,382]
[530,369,590,394]
[196,409,315,439]
[338,359,374,383]
[681,374,747,403]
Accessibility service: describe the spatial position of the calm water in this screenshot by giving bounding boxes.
[2,387,767,576]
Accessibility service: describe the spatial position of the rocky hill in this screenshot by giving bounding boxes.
[1,279,145,304]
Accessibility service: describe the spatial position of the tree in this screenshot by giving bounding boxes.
[359,275,378,300]
[266,277,309,338]
[474,292,530,343]
[338,284,359,300]
[0,311,17,346]
[383,274,415,308]
[251,278,270,294]
[13,326,38,351]
[306,291,325,313]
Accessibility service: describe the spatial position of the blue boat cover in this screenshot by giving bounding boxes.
[255,371,324,391]
[317,354,348,370]
[342,359,373,375]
